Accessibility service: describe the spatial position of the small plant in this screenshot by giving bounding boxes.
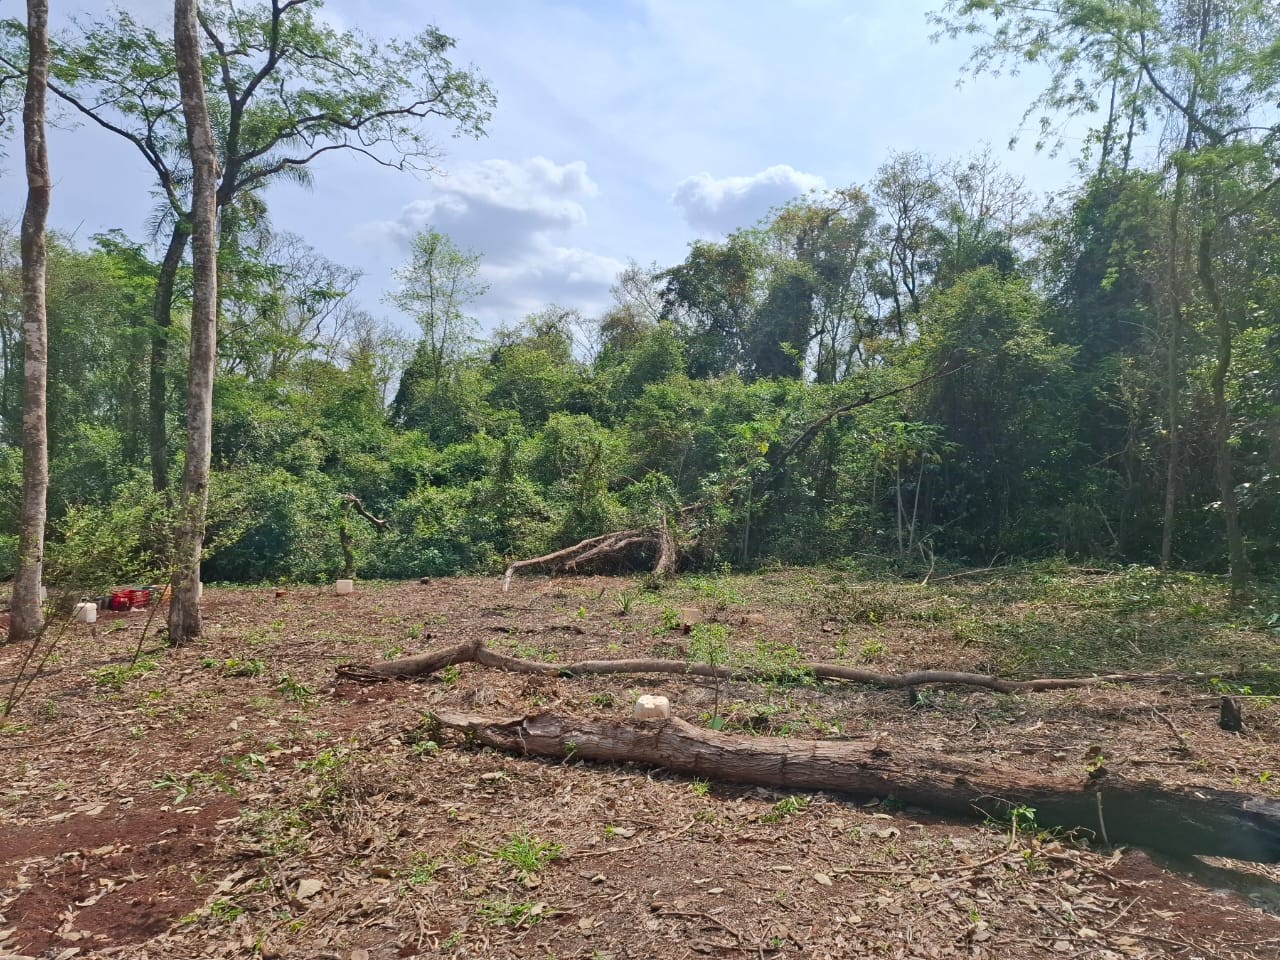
[1007,804,1038,839]
[201,656,265,678]
[208,897,245,923]
[655,607,682,634]
[494,830,562,879]
[439,664,461,684]
[743,639,812,686]
[298,746,351,810]
[688,622,731,725]
[478,897,549,927]
[690,778,710,797]
[227,657,266,677]
[859,639,887,660]
[405,854,443,886]
[410,738,439,756]
[275,675,314,702]
[151,769,222,804]
[91,657,159,691]
[615,590,636,615]
[239,805,310,857]
[222,751,268,781]
[762,795,809,823]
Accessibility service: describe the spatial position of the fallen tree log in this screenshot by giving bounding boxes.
[502,510,682,590]
[431,709,1280,864]
[502,529,660,592]
[338,637,1173,694]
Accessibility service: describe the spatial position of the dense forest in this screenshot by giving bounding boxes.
[0,0,1277,596]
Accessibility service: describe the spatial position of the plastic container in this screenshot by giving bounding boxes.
[633,694,671,720]
[74,602,97,624]
[335,579,354,595]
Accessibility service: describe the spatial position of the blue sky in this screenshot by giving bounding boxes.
[3,0,1092,331]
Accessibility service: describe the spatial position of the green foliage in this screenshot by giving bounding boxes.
[5,0,1280,589]
[493,830,562,879]
[477,897,551,927]
[200,656,266,678]
[90,657,159,691]
[762,795,809,823]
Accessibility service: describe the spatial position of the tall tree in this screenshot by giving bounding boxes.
[1,0,495,491]
[9,0,49,647]
[872,152,943,337]
[935,0,1280,590]
[387,228,487,441]
[765,188,879,381]
[660,233,764,379]
[168,0,218,645]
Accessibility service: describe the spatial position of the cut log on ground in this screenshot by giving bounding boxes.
[431,709,1280,864]
[338,636,1176,695]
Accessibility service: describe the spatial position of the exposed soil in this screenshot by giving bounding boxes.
[1,572,1278,959]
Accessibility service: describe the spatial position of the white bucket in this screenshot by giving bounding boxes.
[74,602,97,624]
[335,579,354,595]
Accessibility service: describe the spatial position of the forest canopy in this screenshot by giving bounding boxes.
[0,0,1277,591]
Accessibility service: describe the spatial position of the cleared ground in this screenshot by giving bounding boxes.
[1,567,1278,959]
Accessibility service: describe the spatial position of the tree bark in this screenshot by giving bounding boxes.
[168,0,219,645]
[149,220,191,493]
[1160,155,1188,570]
[432,709,1280,864]
[1159,11,1206,570]
[1198,218,1247,597]
[10,0,51,648]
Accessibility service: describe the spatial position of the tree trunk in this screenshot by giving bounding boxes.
[149,220,191,492]
[1159,12,1205,570]
[168,0,219,645]
[1160,156,1188,570]
[10,0,51,648]
[1198,219,1247,598]
[433,710,1280,864]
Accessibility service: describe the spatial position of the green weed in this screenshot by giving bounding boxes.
[762,795,809,823]
[478,897,550,927]
[91,657,159,690]
[493,830,562,878]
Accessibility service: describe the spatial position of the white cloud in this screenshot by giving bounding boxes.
[356,157,622,325]
[672,164,827,234]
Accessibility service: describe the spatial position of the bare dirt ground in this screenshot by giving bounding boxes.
[1,569,1279,960]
